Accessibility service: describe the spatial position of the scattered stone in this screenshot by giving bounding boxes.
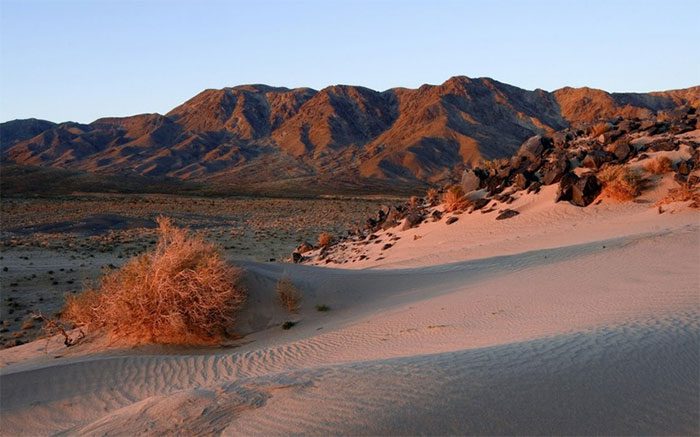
[445,216,459,225]
[496,209,520,220]
[472,198,490,210]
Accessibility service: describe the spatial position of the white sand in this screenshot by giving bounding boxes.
[1,174,699,435]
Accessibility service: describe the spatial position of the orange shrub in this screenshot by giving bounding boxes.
[442,185,470,212]
[656,182,699,206]
[644,156,674,174]
[276,277,301,313]
[318,232,333,247]
[591,121,611,138]
[63,217,245,345]
[598,165,644,201]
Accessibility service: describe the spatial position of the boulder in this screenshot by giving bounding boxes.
[295,241,314,254]
[495,209,520,220]
[527,181,542,194]
[516,135,553,163]
[581,150,611,170]
[431,210,443,221]
[647,139,678,152]
[677,159,694,176]
[292,252,304,263]
[551,131,572,148]
[472,198,491,210]
[541,157,569,185]
[607,140,631,161]
[555,172,579,202]
[460,169,481,192]
[570,173,601,207]
[400,211,424,231]
[485,175,505,195]
[382,208,403,230]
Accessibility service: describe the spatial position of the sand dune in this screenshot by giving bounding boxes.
[1,195,698,435]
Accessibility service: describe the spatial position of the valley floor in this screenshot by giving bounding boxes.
[0,188,698,435]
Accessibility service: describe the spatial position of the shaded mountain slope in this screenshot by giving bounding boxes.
[2,77,698,194]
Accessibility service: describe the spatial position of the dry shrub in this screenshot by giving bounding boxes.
[318,232,333,247]
[656,182,700,206]
[442,185,470,212]
[590,121,611,138]
[425,188,440,206]
[481,158,509,174]
[598,165,644,201]
[644,156,674,174]
[63,217,245,345]
[276,277,301,313]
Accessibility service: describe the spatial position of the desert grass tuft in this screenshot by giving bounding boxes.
[442,185,470,212]
[317,232,333,248]
[590,121,611,138]
[644,156,674,174]
[276,277,302,313]
[597,165,644,201]
[62,217,245,345]
[656,182,700,206]
[425,188,440,206]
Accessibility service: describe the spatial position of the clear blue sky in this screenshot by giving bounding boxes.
[1,0,698,123]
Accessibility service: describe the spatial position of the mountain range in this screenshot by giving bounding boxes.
[1,76,698,195]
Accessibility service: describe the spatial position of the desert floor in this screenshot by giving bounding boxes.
[0,194,388,347]
[0,182,698,435]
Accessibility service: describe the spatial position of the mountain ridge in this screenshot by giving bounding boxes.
[2,76,698,195]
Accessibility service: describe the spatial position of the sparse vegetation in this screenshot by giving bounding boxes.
[590,121,611,138]
[481,158,509,174]
[656,182,700,206]
[425,188,440,206]
[598,165,644,201]
[318,232,333,247]
[644,156,674,174]
[315,304,330,312]
[442,185,470,212]
[62,217,245,345]
[276,277,302,313]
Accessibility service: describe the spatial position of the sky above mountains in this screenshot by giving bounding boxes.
[1,0,698,123]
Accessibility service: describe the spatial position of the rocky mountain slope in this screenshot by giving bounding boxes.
[2,77,698,195]
[293,108,699,266]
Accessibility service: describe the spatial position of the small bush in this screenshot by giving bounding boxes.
[315,304,330,312]
[62,217,245,345]
[276,277,302,313]
[425,188,440,206]
[598,165,644,201]
[481,158,509,174]
[656,182,700,206]
[442,185,470,212]
[590,121,611,138]
[318,232,333,247]
[644,156,674,174]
